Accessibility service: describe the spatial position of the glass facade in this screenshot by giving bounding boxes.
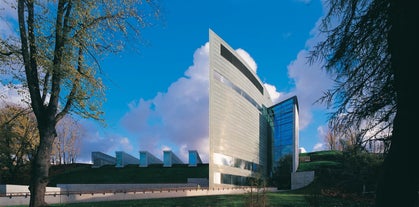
[188,150,202,167]
[139,151,148,167]
[220,44,264,94]
[163,151,183,167]
[220,173,249,185]
[115,151,140,168]
[268,96,298,172]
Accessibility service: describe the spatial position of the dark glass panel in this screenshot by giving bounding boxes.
[220,44,264,94]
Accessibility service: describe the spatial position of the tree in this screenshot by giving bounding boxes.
[51,116,81,165]
[0,105,39,184]
[310,0,418,206]
[0,1,159,206]
[324,129,339,151]
[324,125,366,152]
[311,149,382,203]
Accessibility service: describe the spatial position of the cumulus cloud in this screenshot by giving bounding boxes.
[0,0,18,38]
[279,14,334,153]
[236,48,257,72]
[313,143,326,151]
[120,41,287,163]
[236,49,283,105]
[121,43,210,162]
[264,83,282,104]
[77,120,134,163]
[286,49,331,129]
[236,48,286,105]
[299,147,307,153]
[119,40,287,163]
[0,83,31,108]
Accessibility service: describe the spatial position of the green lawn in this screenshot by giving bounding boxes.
[40,192,372,207]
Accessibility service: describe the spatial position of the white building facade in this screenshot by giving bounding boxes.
[209,29,299,188]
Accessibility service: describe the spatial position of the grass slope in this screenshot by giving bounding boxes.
[49,150,342,186]
[298,150,343,172]
[49,163,209,186]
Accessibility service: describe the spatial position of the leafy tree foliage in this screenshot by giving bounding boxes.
[313,149,382,203]
[0,105,39,184]
[310,0,418,206]
[310,0,393,151]
[1,1,159,206]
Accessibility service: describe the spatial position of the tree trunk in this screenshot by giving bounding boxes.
[29,123,56,207]
[376,1,419,206]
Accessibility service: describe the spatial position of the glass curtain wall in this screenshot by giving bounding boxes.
[269,97,297,171]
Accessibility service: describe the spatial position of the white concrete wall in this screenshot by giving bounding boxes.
[291,171,315,190]
[0,184,278,206]
[0,185,61,206]
[0,184,61,194]
[57,183,198,192]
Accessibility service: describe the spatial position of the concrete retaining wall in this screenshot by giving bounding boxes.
[57,183,199,192]
[291,171,315,190]
[1,185,61,206]
[1,184,276,206]
[0,185,61,194]
[187,178,209,187]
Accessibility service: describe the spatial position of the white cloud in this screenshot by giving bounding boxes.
[77,120,134,163]
[276,12,333,137]
[117,21,333,160]
[310,124,328,152]
[161,145,172,152]
[0,1,16,18]
[236,48,257,72]
[316,125,327,138]
[121,42,210,163]
[286,49,332,130]
[264,83,282,104]
[0,0,18,38]
[235,49,283,106]
[313,143,325,151]
[119,41,290,163]
[0,83,31,108]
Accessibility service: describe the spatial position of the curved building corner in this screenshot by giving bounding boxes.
[208,29,299,188]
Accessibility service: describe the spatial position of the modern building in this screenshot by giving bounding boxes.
[139,151,163,167]
[163,150,184,167]
[115,151,140,168]
[89,30,299,189]
[268,96,299,173]
[91,152,116,168]
[209,29,299,188]
[188,150,203,167]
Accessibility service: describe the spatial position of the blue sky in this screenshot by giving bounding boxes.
[1,0,334,163]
